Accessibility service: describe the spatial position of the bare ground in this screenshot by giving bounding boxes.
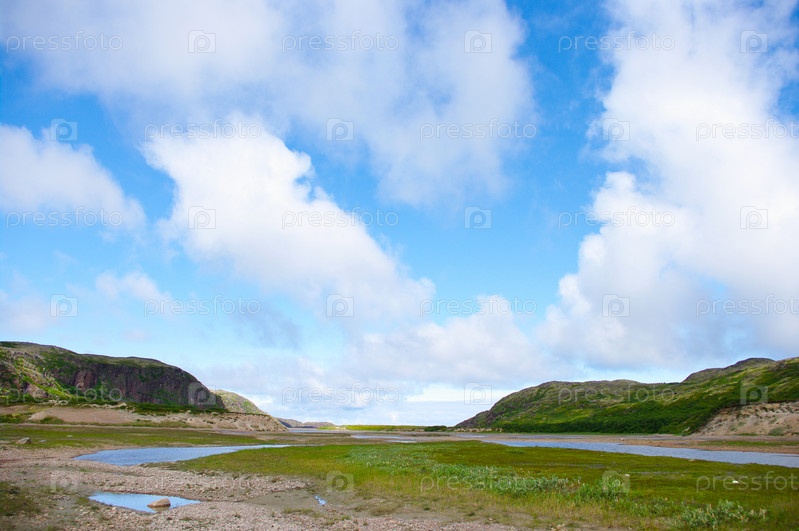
[0,445,518,530]
[694,400,799,437]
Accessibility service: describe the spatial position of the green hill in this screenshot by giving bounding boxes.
[457,357,799,434]
[0,341,223,410]
[215,389,266,414]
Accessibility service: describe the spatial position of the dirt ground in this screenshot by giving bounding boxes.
[0,443,519,531]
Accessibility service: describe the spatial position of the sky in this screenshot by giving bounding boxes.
[1,0,798,425]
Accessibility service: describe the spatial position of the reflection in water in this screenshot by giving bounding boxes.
[493,440,799,468]
[75,444,289,466]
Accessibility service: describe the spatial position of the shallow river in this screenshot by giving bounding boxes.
[73,437,799,468]
[74,444,288,466]
[490,440,799,468]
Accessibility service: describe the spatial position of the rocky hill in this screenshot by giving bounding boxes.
[277,417,336,428]
[215,389,265,414]
[0,342,220,409]
[457,356,799,434]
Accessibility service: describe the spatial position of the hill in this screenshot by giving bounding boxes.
[0,341,221,409]
[277,417,336,428]
[215,389,266,414]
[457,357,799,434]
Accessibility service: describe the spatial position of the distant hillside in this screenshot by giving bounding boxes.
[457,357,799,434]
[0,342,222,409]
[215,389,266,414]
[277,417,336,428]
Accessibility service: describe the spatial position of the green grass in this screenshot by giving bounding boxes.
[340,424,428,431]
[0,481,41,518]
[0,424,265,448]
[172,441,798,529]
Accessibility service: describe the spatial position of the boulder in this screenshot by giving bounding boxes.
[147,497,171,508]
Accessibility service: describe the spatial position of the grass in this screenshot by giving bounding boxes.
[0,481,41,518]
[0,424,265,448]
[339,424,429,431]
[172,440,798,529]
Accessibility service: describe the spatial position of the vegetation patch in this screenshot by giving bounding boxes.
[172,441,798,529]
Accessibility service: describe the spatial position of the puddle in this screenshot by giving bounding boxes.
[314,495,327,505]
[89,492,200,513]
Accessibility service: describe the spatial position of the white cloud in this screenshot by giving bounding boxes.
[541,0,799,368]
[0,291,50,333]
[0,124,145,229]
[95,271,169,301]
[143,118,433,323]
[1,0,533,206]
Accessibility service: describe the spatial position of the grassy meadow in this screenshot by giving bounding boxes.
[173,440,798,529]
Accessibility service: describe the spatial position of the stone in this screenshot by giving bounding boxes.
[15,437,31,445]
[147,497,171,509]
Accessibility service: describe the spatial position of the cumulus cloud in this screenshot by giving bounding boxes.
[143,118,433,323]
[0,124,145,229]
[541,0,799,368]
[95,271,169,301]
[1,0,533,206]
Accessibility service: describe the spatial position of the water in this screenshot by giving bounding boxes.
[89,492,199,513]
[492,440,799,468]
[314,495,327,505]
[351,434,417,443]
[75,444,289,466]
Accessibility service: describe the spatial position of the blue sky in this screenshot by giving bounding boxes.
[1,0,798,425]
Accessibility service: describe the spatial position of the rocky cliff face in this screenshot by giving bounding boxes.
[0,342,220,408]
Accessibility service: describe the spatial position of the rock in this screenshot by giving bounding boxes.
[15,437,31,445]
[147,497,171,508]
